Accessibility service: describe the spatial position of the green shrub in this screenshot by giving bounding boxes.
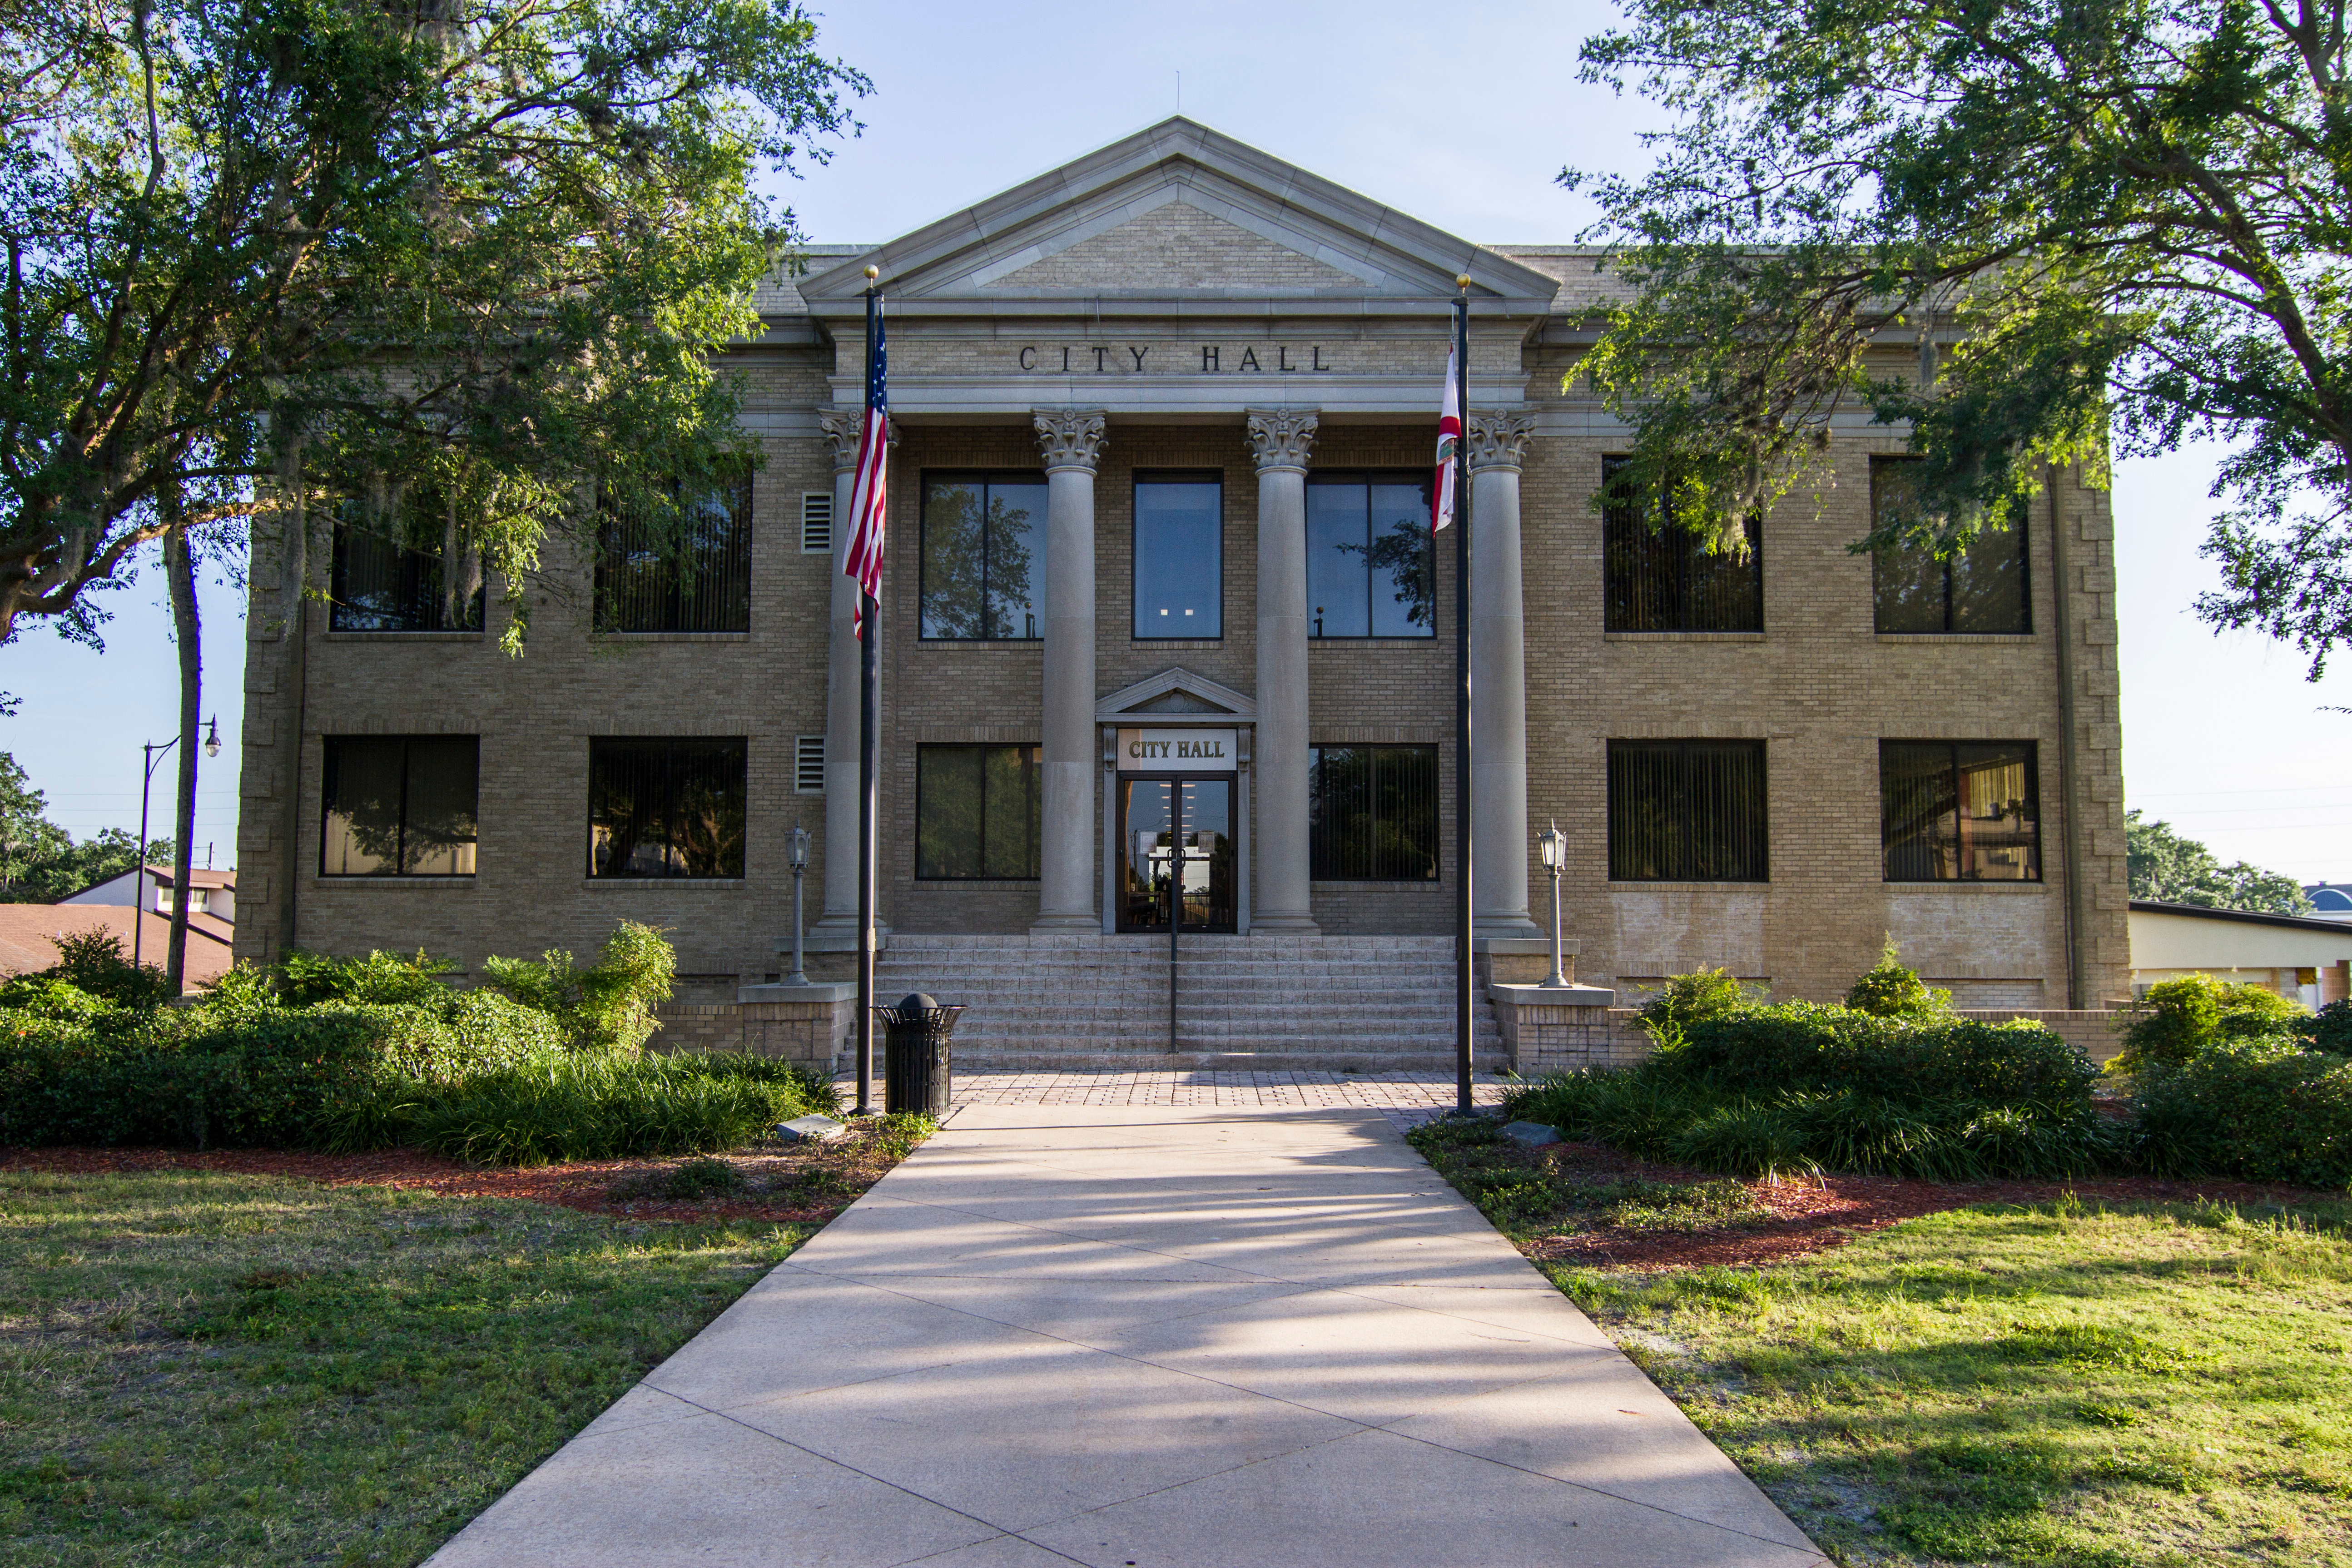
[0,975,111,1021]
[28,929,172,1009]
[1667,1101,1819,1180]
[2116,974,2307,1071]
[1672,1004,2099,1109]
[1631,968,1766,1048]
[2300,999,2352,1055]
[275,947,459,1009]
[2129,1040,2352,1187]
[481,920,675,1052]
[1844,936,1950,1018]
[390,1052,824,1165]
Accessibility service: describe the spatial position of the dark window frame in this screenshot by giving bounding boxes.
[1606,739,1771,883]
[319,734,481,877]
[1879,739,2044,883]
[593,469,754,635]
[915,743,1044,881]
[1601,457,1764,634]
[1308,744,1442,882]
[1870,457,2032,635]
[1305,471,1438,640]
[1132,469,1226,641]
[586,736,749,880]
[328,512,485,633]
[918,470,1050,642]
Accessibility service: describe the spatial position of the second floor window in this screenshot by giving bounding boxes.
[587,737,746,878]
[1307,476,1435,637]
[321,735,479,876]
[921,475,1047,639]
[1871,457,2029,634]
[596,471,753,633]
[1135,474,1222,638]
[917,744,1042,879]
[1881,740,2041,881]
[1309,745,1440,880]
[330,498,483,633]
[1603,459,1762,633]
[1607,739,1769,882]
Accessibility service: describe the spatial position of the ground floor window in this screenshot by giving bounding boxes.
[917,744,1042,879]
[1607,739,1768,882]
[1309,745,1439,880]
[1881,740,2041,881]
[321,735,479,876]
[587,737,747,878]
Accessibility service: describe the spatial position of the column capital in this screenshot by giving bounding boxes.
[1033,409,1107,474]
[820,410,897,472]
[1468,409,1537,473]
[1246,408,1319,474]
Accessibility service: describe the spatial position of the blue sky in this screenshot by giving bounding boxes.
[9,0,2349,879]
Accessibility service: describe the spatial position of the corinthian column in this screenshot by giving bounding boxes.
[813,411,866,945]
[1032,410,1107,931]
[1249,408,1319,933]
[1469,409,1540,936]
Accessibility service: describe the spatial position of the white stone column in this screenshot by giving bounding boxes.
[1470,410,1540,937]
[1032,410,1107,931]
[1248,409,1319,933]
[812,412,865,943]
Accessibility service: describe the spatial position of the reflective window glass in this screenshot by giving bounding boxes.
[322,736,479,876]
[1134,477,1221,638]
[920,476,1047,640]
[1306,476,1436,638]
[1871,458,2030,634]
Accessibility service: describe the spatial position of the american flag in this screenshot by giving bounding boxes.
[843,295,888,637]
[1433,342,1459,531]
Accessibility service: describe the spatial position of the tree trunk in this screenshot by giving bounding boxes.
[165,524,200,995]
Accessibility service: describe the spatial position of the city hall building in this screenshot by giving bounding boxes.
[233,119,2133,1064]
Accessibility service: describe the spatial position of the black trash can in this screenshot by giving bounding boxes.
[879,993,963,1116]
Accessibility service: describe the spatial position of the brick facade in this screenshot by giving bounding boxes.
[233,120,2131,1014]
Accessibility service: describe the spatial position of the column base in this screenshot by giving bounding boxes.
[1474,915,1543,939]
[1248,911,1320,934]
[800,917,889,955]
[1029,913,1100,933]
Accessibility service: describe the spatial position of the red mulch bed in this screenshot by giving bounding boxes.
[1519,1138,2340,1272]
[0,1138,905,1227]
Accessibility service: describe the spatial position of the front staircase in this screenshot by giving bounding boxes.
[872,933,1504,1070]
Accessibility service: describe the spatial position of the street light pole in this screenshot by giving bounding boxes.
[133,737,179,972]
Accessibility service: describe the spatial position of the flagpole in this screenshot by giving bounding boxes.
[1453,275,1474,1116]
[855,271,881,1116]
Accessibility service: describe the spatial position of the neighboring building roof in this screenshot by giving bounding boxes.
[57,863,236,905]
[2128,899,2352,936]
[0,905,233,993]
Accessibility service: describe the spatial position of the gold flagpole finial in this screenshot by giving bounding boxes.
[1455,273,1471,291]
[865,265,879,282]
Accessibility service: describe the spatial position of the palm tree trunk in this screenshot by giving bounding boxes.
[165,524,200,995]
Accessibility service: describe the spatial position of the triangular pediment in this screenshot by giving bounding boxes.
[800,118,1558,314]
[1097,668,1255,724]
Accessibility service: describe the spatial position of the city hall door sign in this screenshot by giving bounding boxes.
[1115,729,1237,933]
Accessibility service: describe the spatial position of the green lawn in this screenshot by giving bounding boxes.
[1410,1121,2352,1567]
[0,1168,816,1567]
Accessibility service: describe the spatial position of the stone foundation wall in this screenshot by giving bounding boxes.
[649,987,858,1070]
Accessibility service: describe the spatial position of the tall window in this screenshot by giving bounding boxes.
[1607,739,1769,882]
[329,500,483,633]
[595,471,753,633]
[321,736,479,876]
[916,745,1042,879]
[1881,741,2041,881]
[1307,475,1435,638]
[1603,459,1762,632]
[1134,474,1222,638]
[921,474,1047,639]
[1871,458,2029,633]
[1309,745,1440,880]
[587,738,747,878]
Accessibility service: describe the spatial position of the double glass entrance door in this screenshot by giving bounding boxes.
[1119,776,1235,932]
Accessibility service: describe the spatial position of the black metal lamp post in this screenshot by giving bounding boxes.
[1537,819,1569,988]
[785,822,810,987]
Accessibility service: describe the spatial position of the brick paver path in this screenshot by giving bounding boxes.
[841,1066,1515,1130]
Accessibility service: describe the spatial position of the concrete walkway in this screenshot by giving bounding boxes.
[427,1106,1826,1568]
